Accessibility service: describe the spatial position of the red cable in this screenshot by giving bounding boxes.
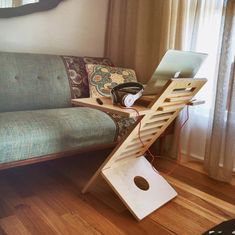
[120,106,159,173]
[120,105,190,176]
[164,106,189,176]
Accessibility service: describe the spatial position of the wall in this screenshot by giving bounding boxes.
[0,0,109,56]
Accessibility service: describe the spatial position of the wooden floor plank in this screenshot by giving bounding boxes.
[0,225,8,235]
[82,193,175,235]
[156,157,235,204]
[165,175,235,216]
[0,215,31,235]
[0,199,13,220]
[23,196,77,235]
[175,195,228,224]
[150,201,215,235]
[61,213,102,235]
[171,185,234,220]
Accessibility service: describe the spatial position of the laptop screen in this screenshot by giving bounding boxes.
[143,50,207,95]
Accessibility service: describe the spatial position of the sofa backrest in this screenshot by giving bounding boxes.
[0,51,72,112]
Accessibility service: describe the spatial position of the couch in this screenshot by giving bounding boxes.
[0,51,133,169]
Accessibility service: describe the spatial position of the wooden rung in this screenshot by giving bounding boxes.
[121,148,145,156]
[150,112,174,119]
[140,129,159,137]
[158,104,185,111]
[113,155,139,165]
[153,110,176,116]
[148,114,173,122]
[138,133,157,140]
[173,84,196,90]
[187,100,205,106]
[125,142,150,151]
[126,142,144,150]
[162,101,186,107]
[165,96,192,102]
[142,124,162,131]
[168,90,193,97]
[131,136,152,144]
[143,121,166,129]
[132,134,155,142]
[146,117,170,124]
[125,144,145,151]
[114,152,142,163]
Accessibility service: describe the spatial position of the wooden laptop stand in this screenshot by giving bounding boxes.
[72,78,207,221]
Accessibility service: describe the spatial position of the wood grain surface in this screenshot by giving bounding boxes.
[0,150,234,235]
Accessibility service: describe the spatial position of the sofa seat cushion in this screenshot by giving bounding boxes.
[0,107,117,164]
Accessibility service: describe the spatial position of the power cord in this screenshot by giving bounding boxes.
[163,106,189,176]
[119,106,159,173]
[120,105,190,176]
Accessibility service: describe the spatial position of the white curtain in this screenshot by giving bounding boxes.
[176,0,235,182]
[204,0,235,182]
[176,0,225,161]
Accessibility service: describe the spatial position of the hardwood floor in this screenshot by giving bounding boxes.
[0,150,234,235]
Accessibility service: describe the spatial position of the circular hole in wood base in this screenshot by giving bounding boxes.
[134,176,150,191]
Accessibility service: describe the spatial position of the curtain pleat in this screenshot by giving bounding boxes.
[204,0,235,182]
[105,0,165,84]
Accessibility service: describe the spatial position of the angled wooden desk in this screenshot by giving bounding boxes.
[72,78,207,221]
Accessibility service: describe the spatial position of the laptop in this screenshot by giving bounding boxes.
[143,49,208,95]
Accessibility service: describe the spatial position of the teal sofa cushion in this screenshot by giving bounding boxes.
[0,107,116,164]
[0,52,71,112]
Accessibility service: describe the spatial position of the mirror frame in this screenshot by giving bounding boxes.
[0,0,63,18]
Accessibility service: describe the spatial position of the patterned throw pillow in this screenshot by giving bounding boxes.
[61,56,114,99]
[86,64,137,97]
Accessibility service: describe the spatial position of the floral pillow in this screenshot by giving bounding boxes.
[86,64,137,97]
[61,56,114,99]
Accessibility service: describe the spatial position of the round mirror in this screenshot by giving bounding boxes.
[0,1,39,8]
[0,0,63,18]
